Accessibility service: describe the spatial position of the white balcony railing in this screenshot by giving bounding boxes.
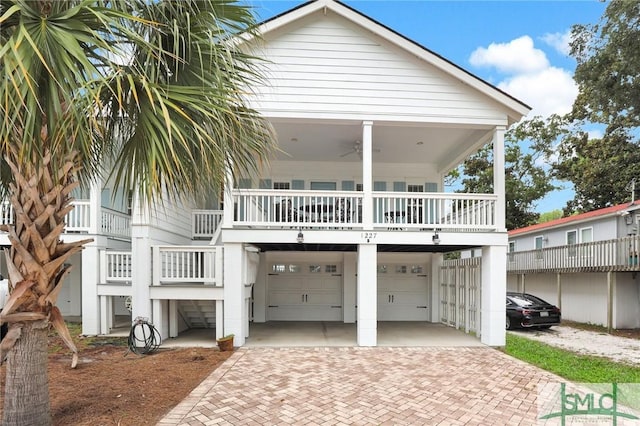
[230,189,497,231]
[1,199,131,238]
[192,210,223,238]
[152,246,223,286]
[507,235,640,273]
[100,250,132,284]
[102,208,131,239]
[65,200,91,232]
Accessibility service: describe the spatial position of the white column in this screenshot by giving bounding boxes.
[130,192,152,323]
[343,252,357,323]
[88,181,101,234]
[224,242,245,345]
[169,300,179,338]
[152,299,168,340]
[493,126,506,231]
[130,232,152,323]
[223,161,234,227]
[81,239,106,335]
[99,296,111,335]
[357,243,377,346]
[481,245,507,346]
[361,121,373,229]
[216,300,224,339]
[252,253,267,322]
[430,253,443,323]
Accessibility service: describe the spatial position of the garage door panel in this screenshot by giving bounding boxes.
[267,262,343,321]
[268,305,342,321]
[377,263,429,321]
[307,292,342,305]
[269,277,303,290]
[393,292,428,305]
[269,291,307,305]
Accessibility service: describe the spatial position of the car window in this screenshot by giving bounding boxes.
[508,294,548,307]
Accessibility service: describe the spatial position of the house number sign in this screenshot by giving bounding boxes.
[361,232,377,242]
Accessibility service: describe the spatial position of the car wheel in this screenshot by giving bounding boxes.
[506,315,513,330]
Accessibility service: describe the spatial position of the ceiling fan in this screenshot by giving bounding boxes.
[340,140,380,158]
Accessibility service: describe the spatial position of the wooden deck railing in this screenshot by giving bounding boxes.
[507,235,640,274]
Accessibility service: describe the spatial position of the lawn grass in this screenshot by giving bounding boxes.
[505,333,640,383]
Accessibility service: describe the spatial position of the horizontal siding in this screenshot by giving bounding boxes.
[253,14,505,122]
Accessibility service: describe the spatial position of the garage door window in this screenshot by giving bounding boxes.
[309,265,322,273]
[378,265,388,273]
[411,265,424,274]
[325,265,337,273]
[396,265,407,273]
[271,264,302,273]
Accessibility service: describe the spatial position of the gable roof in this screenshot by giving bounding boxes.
[251,0,531,124]
[509,201,640,237]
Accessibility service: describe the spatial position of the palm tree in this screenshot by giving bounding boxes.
[0,1,275,424]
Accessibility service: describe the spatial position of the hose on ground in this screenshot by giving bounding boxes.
[127,317,161,355]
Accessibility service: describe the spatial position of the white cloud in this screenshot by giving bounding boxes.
[469,35,578,118]
[498,67,577,118]
[469,36,549,74]
[541,30,572,56]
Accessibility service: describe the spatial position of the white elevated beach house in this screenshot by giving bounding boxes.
[0,0,530,347]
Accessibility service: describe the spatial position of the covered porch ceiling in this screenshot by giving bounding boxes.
[270,120,494,172]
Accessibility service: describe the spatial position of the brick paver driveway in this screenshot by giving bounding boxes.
[159,347,562,425]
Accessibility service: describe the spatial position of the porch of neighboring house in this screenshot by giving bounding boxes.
[507,235,640,329]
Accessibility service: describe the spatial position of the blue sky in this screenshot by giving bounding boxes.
[247,0,608,212]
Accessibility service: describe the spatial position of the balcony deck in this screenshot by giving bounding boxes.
[507,235,640,274]
[220,189,498,233]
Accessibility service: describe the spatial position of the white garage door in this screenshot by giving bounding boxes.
[267,262,343,321]
[378,263,429,321]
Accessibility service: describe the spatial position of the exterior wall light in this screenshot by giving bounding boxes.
[297,230,304,244]
[432,230,440,245]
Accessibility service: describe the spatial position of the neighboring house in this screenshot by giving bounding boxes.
[508,201,640,328]
[0,0,530,347]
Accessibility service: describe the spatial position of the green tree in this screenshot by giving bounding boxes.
[555,0,640,212]
[453,117,560,230]
[538,209,564,224]
[0,1,275,424]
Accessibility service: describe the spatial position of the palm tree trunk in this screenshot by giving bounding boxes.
[0,151,88,424]
[2,321,51,426]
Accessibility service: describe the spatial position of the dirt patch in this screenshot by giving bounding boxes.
[0,333,231,425]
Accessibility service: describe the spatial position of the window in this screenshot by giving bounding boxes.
[310,182,336,191]
[567,230,577,257]
[580,227,593,257]
[534,236,544,250]
[325,265,337,273]
[534,236,544,260]
[273,182,290,190]
[508,241,515,262]
[407,185,424,223]
[580,227,593,243]
[356,184,363,192]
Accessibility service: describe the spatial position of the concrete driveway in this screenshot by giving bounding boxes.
[158,346,563,425]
